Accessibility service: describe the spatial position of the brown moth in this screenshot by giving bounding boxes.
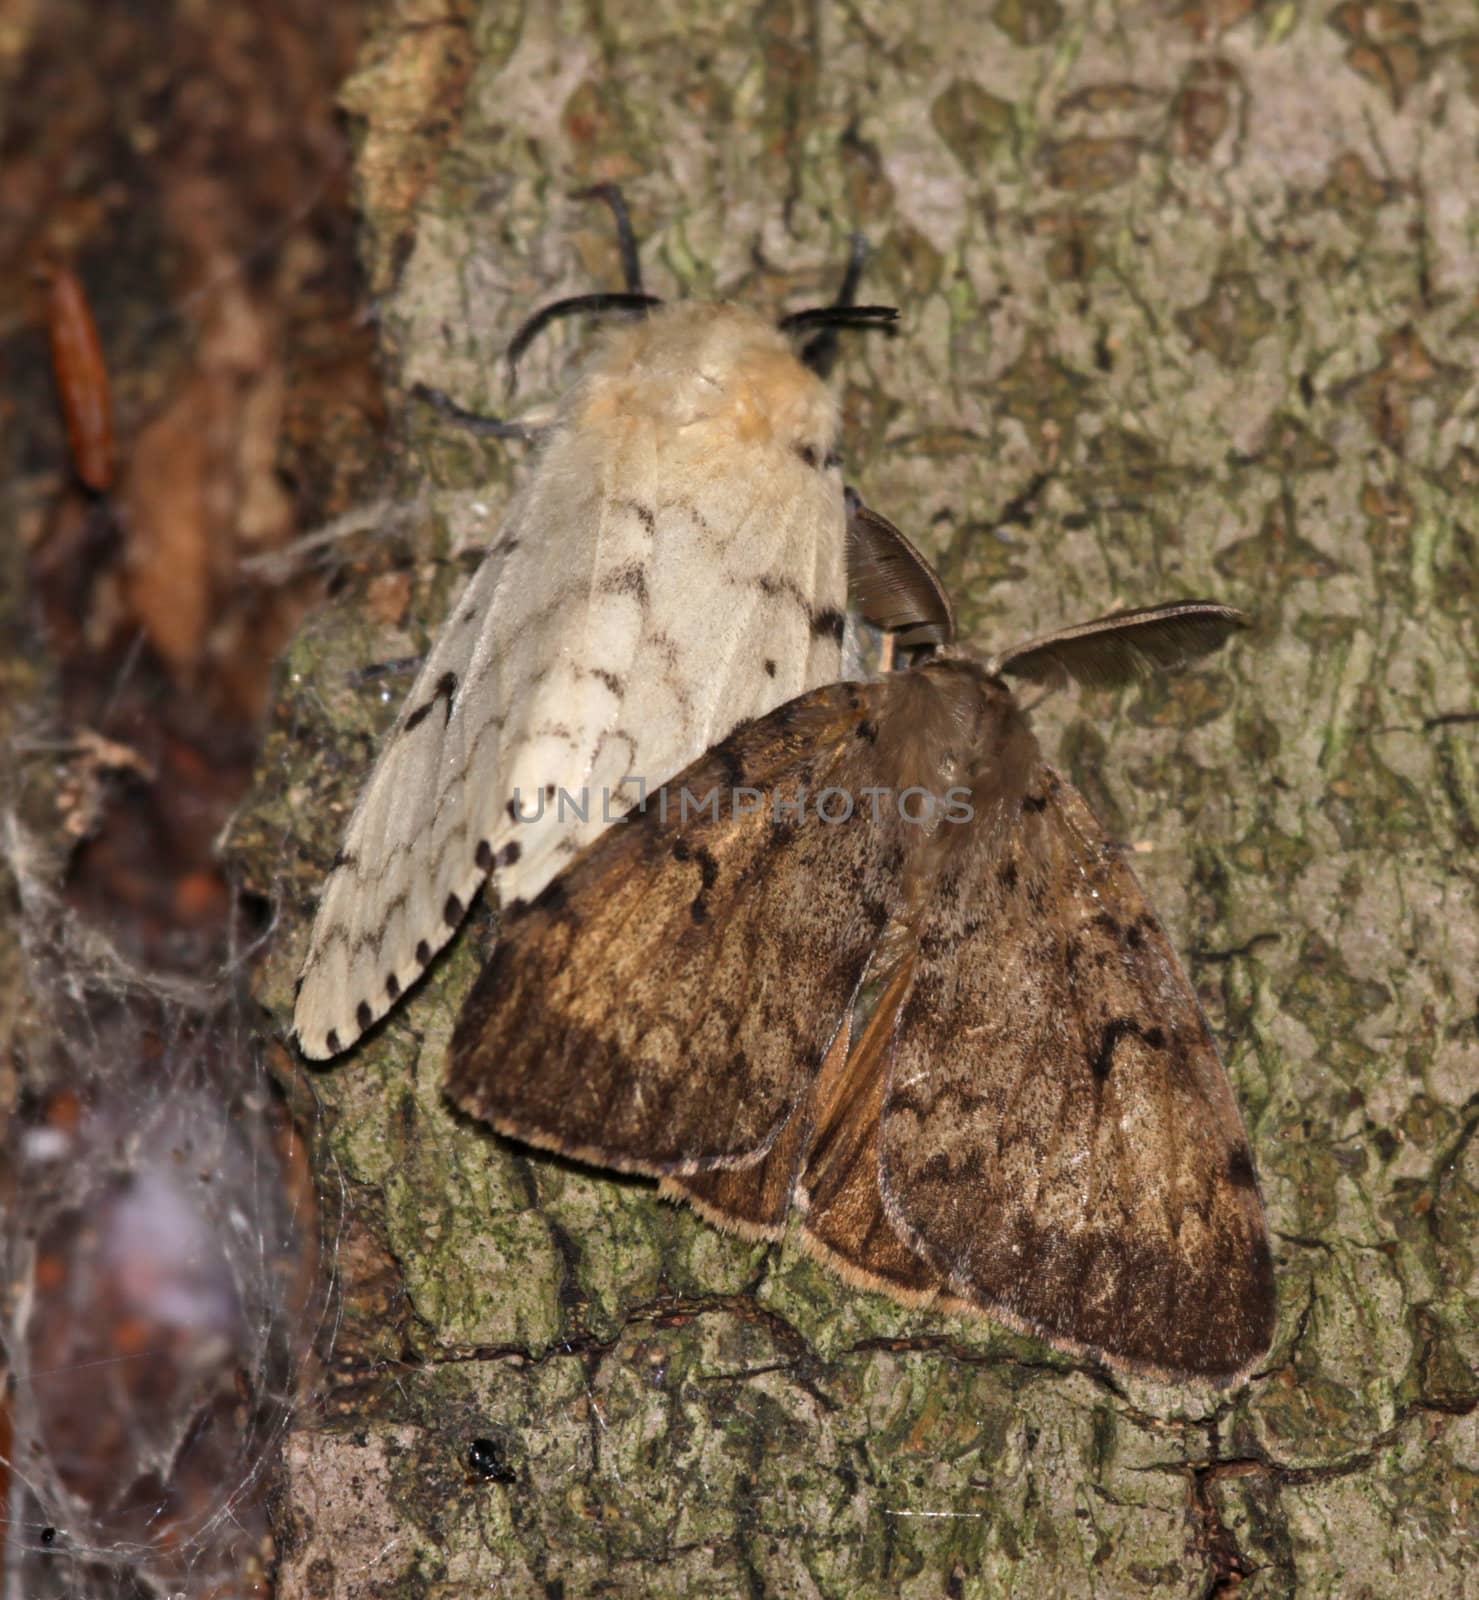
[446,600,1275,1383]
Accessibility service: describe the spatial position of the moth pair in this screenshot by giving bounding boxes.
[293,226,1275,1384]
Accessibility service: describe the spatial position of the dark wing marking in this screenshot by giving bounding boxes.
[877,762,1274,1382]
[991,601,1248,692]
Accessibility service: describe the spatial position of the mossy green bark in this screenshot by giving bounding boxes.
[235,2,1478,1593]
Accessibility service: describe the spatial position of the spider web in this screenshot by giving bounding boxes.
[1,818,338,1600]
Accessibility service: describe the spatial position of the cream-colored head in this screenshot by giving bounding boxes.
[569,303,841,468]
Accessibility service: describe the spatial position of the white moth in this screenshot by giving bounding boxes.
[293,300,869,1059]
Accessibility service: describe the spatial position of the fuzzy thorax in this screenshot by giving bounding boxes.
[571,303,840,461]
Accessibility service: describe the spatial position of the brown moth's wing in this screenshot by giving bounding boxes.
[446,681,909,1179]
[661,1017,853,1240]
[798,963,945,1303]
[878,765,1275,1383]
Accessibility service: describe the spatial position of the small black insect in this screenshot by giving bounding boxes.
[467,1435,516,1484]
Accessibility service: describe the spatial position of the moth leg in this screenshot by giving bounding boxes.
[411,383,544,444]
[347,654,424,688]
[798,966,944,1304]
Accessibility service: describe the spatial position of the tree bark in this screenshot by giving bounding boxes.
[233,2,1478,1595]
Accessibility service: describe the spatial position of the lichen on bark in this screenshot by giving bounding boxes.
[236,2,1478,1593]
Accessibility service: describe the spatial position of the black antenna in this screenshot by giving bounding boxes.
[505,290,661,374]
[780,305,900,335]
[504,186,661,384]
[781,233,898,377]
[572,183,644,294]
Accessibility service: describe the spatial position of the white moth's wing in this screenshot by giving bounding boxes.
[294,302,847,1059]
[290,517,528,1059]
[490,422,846,903]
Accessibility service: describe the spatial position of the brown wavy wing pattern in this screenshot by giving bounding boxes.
[448,616,1274,1383]
[872,757,1274,1381]
[447,681,915,1174]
